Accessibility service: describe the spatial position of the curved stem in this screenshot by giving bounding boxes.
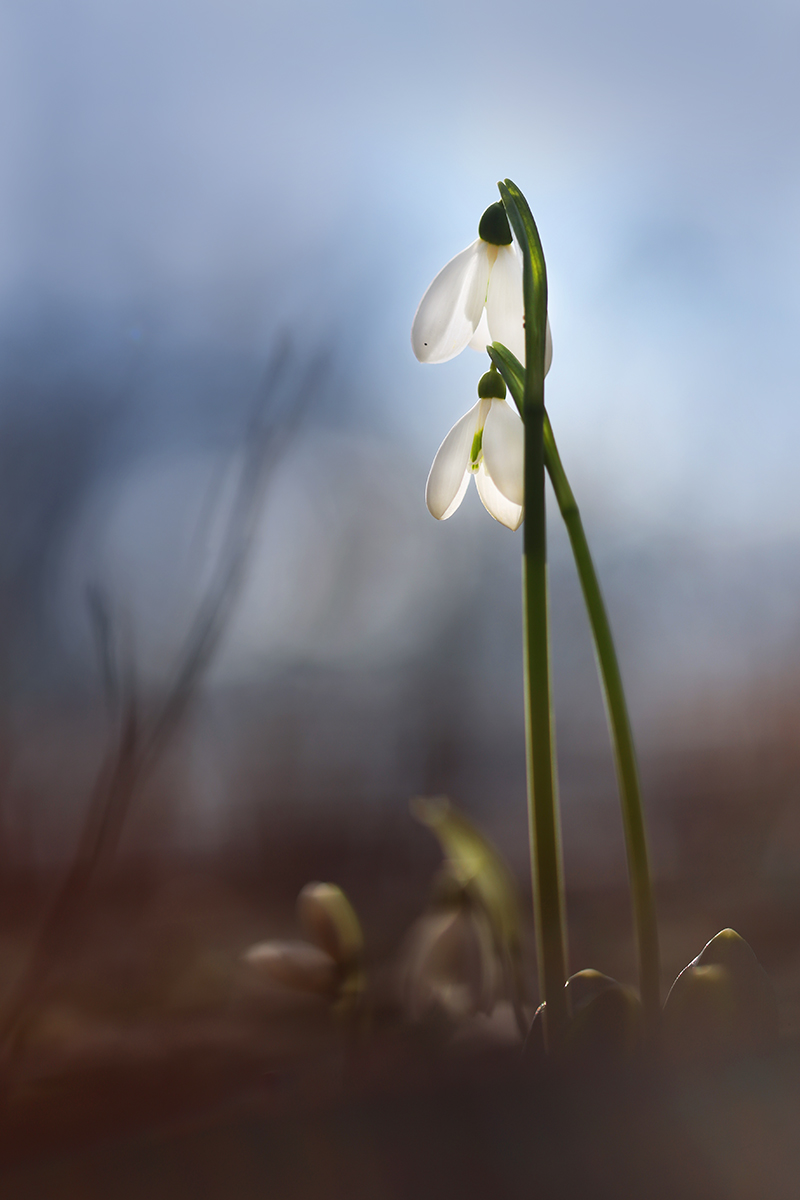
[542,414,661,1037]
[499,181,568,1048]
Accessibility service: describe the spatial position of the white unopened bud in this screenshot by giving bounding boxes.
[243,940,338,996]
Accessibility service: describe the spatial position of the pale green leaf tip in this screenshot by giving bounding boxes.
[410,794,449,828]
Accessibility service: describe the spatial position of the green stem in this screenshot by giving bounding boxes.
[542,415,661,1037]
[487,340,661,1041]
[499,180,569,1048]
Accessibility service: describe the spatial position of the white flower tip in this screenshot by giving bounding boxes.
[243,940,339,994]
[495,505,524,532]
[475,461,523,531]
[426,467,470,521]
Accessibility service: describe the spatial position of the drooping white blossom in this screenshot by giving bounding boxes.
[242,882,364,1005]
[411,201,553,370]
[425,368,525,532]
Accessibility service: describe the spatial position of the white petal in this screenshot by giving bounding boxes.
[425,400,483,520]
[468,309,491,353]
[483,246,553,376]
[474,461,523,531]
[243,940,339,994]
[482,399,524,507]
[411,241,493,364]
[485,244,525,365]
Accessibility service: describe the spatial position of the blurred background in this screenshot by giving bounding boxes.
[2,0,800,1134]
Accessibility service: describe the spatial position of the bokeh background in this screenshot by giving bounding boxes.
[2,0,800,1107]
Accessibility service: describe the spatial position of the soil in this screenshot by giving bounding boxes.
[0,843,799,1199]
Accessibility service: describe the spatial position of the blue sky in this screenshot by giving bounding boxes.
[2,0,800,730]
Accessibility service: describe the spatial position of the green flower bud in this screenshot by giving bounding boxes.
[564,973,643,1062]
[478,202,512,246]
[523,970,644,1065]
[565,968,619,1010]
[477,367,507,400]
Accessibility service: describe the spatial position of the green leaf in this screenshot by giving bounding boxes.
[411,796,524,987]
[487,342,525,416]
[497,179,548,413]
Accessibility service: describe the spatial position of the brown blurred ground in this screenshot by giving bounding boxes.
[1,681,800,1197]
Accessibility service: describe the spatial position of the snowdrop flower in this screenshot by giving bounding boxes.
[402,902,501,1023]
[412,201,553,369]
[243,882,364,1010]
[426,366,525,532]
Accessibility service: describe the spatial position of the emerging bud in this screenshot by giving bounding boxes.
[524,969,643,1064]
[297,882,363,970]
[563,970,643,1062]
[478,201,513,247]
[243,940,338,995]
[663,928,779,1061]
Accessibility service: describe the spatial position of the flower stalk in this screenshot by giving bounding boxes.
[498,180,569,1048]
[487,336,661,1042]
[411,177,661,1049]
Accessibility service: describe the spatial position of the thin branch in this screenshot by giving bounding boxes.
[0,339,325,1064]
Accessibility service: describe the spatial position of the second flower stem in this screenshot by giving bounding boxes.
[542,414,661,1038]
[523,401,570,1047]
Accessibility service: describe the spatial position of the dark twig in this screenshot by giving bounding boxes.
[85,584,120,716]
[0,339,325,1064]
